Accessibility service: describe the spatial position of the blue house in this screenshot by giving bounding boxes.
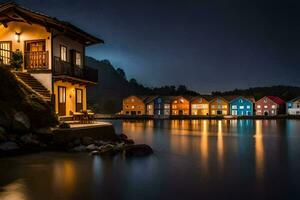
[153,96,171,118]
[230,96,254,116]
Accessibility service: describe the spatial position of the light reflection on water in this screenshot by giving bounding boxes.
[1,119,300,200]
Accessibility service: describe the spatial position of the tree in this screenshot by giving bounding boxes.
[129,78,138,85]
[116,68,126,80]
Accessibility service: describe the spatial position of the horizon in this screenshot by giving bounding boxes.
[12,0,300,93]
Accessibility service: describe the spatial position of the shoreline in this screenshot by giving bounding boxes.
[94,114,300,120]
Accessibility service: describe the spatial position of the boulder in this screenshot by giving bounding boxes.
[20,134,39,145]
[71,145,86,152]
[99,144,115,156]
[124,144,153,157]
[86,144,98,151]
[72,139,81,146]
[0,142,19,151]
[34,127,52,135]
[12,112,31,133]
[124,139,135,145]
[119,133,128,140]
[82,137,94,146]
[113,142,125,152]
[0,127,7,143]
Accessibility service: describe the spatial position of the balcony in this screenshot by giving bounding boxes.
[53,56,98,83]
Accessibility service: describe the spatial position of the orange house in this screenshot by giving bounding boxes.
[171,96,190,115]
[122,95,147,115]
[190,96,210,115]
[209,96,230,115]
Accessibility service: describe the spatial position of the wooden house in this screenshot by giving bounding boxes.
[122,95,147,115]
[151,96,171,118]
[0,2,102,117]
[209,96,230,115]
[287,96,300,115]
[171,96,191,116]
[229,96,255,116]
[255,96,285,116]
[190,96,210,116]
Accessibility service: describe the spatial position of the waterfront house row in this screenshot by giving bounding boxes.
[122,95,300,117]
[0,2,102,117]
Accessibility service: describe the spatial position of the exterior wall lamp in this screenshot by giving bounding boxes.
[15,32,21,43]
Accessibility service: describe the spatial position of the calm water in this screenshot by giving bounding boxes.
[1,119,300,200]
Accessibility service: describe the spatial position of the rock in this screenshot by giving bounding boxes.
[86,144,98,151]
[0,127,7,143]
[34,127,52,134]
[20,134,39,145]
[12,112,31,133]
[71,145,86,152]
[119,133,128,140]
[73,139,81,146]
[124,139,135,145]
[82,137,94,146]
[124,144,153,157]
[99,144,115,156]
[90,150,100,155]
[59,122,70,129]
[0,111,10,130]
[0,142,19,151]
[113,142,125,152]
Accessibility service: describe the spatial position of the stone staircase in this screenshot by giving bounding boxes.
[14,72,51,102]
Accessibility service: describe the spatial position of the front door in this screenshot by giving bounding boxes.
[58,86,66,116]
[25,40,46,69]
[75,89,83,112]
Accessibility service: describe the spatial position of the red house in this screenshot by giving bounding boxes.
[255,96,285,116]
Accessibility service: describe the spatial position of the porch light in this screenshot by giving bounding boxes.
[15,32,21,43]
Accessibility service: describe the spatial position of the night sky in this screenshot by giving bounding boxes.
[14,0,300,93]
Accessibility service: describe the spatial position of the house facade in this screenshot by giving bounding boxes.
[171,96,190,115]
[209,97,229,115]
[255,96,285,116]
[190,96,210,115]
[287,97,300,115]
[0,2,102,117]
[122,96,146,115]
[230,96,254,116]
[152,96,171,118]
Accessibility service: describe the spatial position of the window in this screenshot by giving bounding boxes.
[272,105,276,109]
[239,106,244,109]
[60,45,67,61]
[264,105,268,109]
[76,89,82,103]
[232,105,237,109]
[131,98,134,102]
[222,105,227,109]
[131,106,135,109]
[164,104,170,109]
[247,105,250,109]
[0,41,11,65]
[75,52,81,66]
[257,105,261,108]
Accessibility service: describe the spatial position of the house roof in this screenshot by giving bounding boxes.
[0,1,103,45]
[228,96,256,103]
[190,95,212,103]
[266,96,285,105]
[288,96,300,103]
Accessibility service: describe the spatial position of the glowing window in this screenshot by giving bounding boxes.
[75,52,81,66]
[60,45,67,61]
[264,105,268,108]
[232,105,237,109]
[272,105,276,109]
[239,106,244,109]
[257,105,261,108]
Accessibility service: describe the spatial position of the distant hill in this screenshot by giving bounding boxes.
[212,86,300,101]
[86,56,198,113]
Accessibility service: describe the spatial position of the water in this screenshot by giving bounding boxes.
[1,119,300,200]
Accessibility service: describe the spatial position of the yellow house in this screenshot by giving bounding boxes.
[0,2,103,117]
[171,96,191,115]
[122,96,147,115]
[190,96,210,115]
[209,96,230,115]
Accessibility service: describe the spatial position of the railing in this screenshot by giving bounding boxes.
[0,48,11,65]
[24,51,49,70]
[53,56,98,83]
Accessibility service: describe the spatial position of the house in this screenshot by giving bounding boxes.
[122,95,147,115]
[150,96,171,118]
[190,96,210,116]
[230,96,255,116]
[171,96,191,115]
[0,2,103,117]
[209,96,230,115]
[145,96,157,115]
[255,96,285,116]
[286,97,300,115]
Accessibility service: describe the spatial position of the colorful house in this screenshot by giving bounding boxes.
[190,96,210,115]
[152,96,171,118]
[255,96,285,116]
[171,96,191,115]
[122,95,147,115]
[0,2,102,117]
[209,96,229,115]
[145,96,157,115]
[230,96,255,116]
[286,97,300,115]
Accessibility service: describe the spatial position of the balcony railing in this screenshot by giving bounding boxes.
[53,56,98,83]
[24,51,49,70]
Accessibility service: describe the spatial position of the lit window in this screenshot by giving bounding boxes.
[180,99,184,103]
[222,105,227,109]
[131,98,134,102]
[257,105,261,108]
[247,105,250,109]
[264,105,268,108]
[60,45,67,61]
[232,105,237,109]
[75,52,81,66]
[131,106,134,109]
[164,104,170,109]
[239,106,244,109]
[272,105,276,109]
